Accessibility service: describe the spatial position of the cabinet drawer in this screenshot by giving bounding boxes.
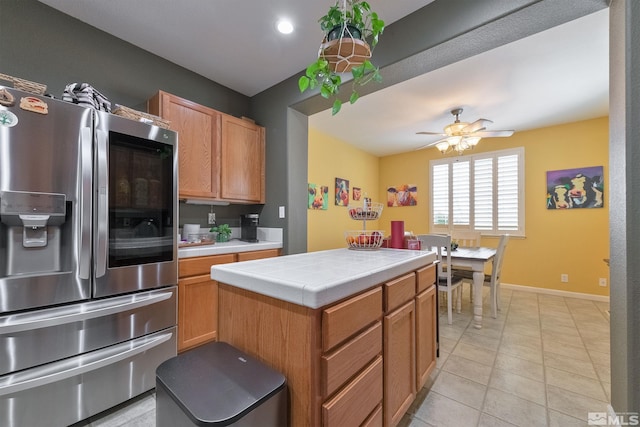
[416,264,436,293]
[384,273,416,313]
[322,321,382,398]
[362,404,383,427]
[322,287,382,352]
[236,249,280,262]
[179,254,236,278]
[322,356,383,427]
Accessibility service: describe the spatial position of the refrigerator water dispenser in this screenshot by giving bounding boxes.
[0,191,67,275]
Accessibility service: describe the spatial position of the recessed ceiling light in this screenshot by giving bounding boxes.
[276,19,294,34]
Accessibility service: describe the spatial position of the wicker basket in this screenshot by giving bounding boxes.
[345,230,384,250]
[112,104,171,129]
[0,73,47,95]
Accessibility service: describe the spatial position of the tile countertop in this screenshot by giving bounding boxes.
[179,227,282,259]
[210,248,437,309]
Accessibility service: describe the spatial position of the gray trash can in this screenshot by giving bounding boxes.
[156,341,287,427]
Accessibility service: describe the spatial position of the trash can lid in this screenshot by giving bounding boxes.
[156,341,286,426]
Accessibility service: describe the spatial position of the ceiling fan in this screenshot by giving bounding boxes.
[416,108,514,154]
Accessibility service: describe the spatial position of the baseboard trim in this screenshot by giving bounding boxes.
[501,283,610,303]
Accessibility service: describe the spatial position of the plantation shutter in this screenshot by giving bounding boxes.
[497,154,520,231]
[432,163,449,225]
[452,161,470,225]
[474,157,493,230]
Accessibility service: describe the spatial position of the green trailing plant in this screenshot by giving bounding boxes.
[298,0,384,115]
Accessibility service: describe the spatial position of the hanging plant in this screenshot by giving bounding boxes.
[298,0,385,115]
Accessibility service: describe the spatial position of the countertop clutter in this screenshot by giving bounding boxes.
[210,247,436,308]
[179,227,282,258]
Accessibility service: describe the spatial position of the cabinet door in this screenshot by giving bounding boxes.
[383,300,416,427]
[220,115,265,202]
[149,91,221,199]
[178,275,218,352]
[415,284,437,390]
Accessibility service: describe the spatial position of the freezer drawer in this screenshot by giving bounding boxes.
[0,286,177,376]
[0,326,176,427]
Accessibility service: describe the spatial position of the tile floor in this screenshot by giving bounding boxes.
[74,286,611,427]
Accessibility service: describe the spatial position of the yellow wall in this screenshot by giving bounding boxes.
[378,117,610,296]
[308,117,609,296]
[307,128,380,252]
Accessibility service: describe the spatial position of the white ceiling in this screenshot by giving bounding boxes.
[38,1,609,157]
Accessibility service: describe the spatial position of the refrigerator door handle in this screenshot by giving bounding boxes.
[95,128,108,278]
[79,126,93,280]
[0,330,173,396]
[0,290,173,334]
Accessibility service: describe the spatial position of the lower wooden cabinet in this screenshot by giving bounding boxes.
[416,284,437,389]
[177,249,280,352]
[383,300,416,427]
[216,261,436,427]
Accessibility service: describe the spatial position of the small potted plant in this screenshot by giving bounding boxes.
[298,0,384,115]
[210,224,232,242]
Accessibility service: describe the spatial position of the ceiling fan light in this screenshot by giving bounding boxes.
[466,136,481,147]
[447,136,462,146]
[436,141,450,153]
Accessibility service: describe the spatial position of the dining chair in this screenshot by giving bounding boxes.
[451,230,481,248]
[451,230,481,300]
[417,234,464,325]
[455,234,509,318]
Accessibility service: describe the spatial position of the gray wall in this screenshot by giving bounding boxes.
[610,0,640,413]
[0,0,263,225]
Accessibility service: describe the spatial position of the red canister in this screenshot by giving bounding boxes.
[390,221,405,248]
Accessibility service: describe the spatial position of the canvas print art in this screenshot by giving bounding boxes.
[308,183,328,210]
[335,178,349,206]
[352,187,362,201]
[546,166,604,209]
[387,184,417,207]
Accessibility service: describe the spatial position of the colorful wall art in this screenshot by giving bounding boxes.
[335,177,349,206]
[352,187,362,201]
[387,184,417,207]
[308,183,328,210]
[546,166,604,209]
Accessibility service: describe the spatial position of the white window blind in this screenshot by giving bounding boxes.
[429,147,524,236]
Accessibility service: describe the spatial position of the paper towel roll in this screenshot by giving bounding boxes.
[390,221,404,249]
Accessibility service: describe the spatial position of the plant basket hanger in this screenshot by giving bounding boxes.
[320,24,371,73]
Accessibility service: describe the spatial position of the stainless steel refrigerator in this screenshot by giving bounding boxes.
[0,87,178,427]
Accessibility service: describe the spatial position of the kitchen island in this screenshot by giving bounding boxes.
[211,248,438,427]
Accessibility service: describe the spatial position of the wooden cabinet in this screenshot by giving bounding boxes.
[416,284,437,390]
[217,262,436,427]
[383,279,416,427]
[148,91,221,199]
[220,114,265,202]
[148,91,265,203]
[177,249,280,352]
[178,253,236,352]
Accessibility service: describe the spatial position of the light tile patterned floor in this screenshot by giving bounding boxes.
[75,287,611,427]
[402,287,611,427]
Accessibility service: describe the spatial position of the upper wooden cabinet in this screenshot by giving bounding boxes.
[148,91,265,203]
[220,114,265,202]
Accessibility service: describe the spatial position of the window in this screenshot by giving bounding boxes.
[429,147,524,236]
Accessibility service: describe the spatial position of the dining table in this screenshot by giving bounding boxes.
[444,246,497,329]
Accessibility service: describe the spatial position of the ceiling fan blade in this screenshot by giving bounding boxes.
[473,130,515,138]
[416,131,446,136]
[462,119,492,134]
[414,137,448,150]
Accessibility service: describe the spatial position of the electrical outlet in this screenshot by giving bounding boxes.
[599,278,607,287]
[207,213,216,224]
[561,274,569,283]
